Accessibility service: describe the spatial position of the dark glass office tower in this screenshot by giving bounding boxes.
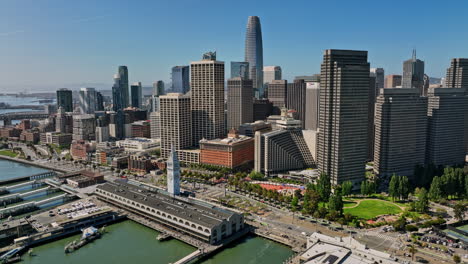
[231,61,249,79]
[244,16,263,98]
[118,66,129,107]
[56,88,73,112]
[96,91,104,111]
[112,74,124,112]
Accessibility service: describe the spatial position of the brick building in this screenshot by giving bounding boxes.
[128,154,155,174]
[70,140,94,160]
[20,130,40,144]
[131,121,151,138]
[200,129,254,169]
[0,127,22,138]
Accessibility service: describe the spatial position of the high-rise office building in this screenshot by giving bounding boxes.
[167,145,181,196]
[73,114,96,141]
[55,106,73,134]
[263,66,282,84]
[317,49,370,186]
[368,75,376,161]
[190,52,225,146]
[149,111,160,139]
[245,16,264,98]
[287,79,306,129]
[151,81,165,113]
[385,74,402,88]
[96,92,104,111]
[160,93,192,158]
[112,74,122,112]
[373,89,428,178]
[426,88,467,166]
[78,87,97,114]
[227,77,253,130]
[267,80,287,114]
[130,82,142,108]
[370,68,385,89]
[422,74,430,97]
[56,88,73,112]
[231,62,249,79]
[109,110,125,140]
[253,99,273,121]
[305,84,320,131]
[154,80,165,96]
[445,58,468,88]
[171,66,190,94]
[402,50,425,95]
[445,58,468,153]
[95,116,110,143]
[118,66,129,108]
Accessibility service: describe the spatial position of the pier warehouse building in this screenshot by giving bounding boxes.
[95,181,244,244]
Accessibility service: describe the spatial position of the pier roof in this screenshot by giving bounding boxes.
[97,182,238,229]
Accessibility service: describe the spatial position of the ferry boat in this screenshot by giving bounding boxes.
[0,246,24,262]
[64,226,103,253]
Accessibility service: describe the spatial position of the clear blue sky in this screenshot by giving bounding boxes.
[1,0,467,92]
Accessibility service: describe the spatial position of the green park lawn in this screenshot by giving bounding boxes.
[0,150,17,157]
[343,201,357,208]
[344,199,402,220]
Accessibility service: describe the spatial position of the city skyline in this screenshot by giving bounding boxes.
[2,0,468,92]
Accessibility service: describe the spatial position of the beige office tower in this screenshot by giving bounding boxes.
[190,52,225,146]
[317,49,370,186]
[384,74,402,88]
[373,89,428,178]
[159,93,192,158]
[427,88,467,166]
[305,82,320,131]
[227,77,253,130]
[267,79,287,114]
[149,111,161,139]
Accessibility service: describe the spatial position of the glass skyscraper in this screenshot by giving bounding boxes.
[56,88,73,112]
[231,61,249,79]
[171,66,190,94]
[118,66,129,108]
[130,82,142,108]
[244,16,264,98]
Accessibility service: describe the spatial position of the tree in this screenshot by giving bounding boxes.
[328,193,343,215]
[248,170,265,181]
[361,181,368,196]
[453,201,466,222]
[317,172,331,202]
[302,189,320,215]
[389,174,398,201]
[429,176,442,201]
[453,254,461,264]
[392,216,407,231]
[399,176,409,200]
[415,188,429,213]
[341,181,352,197]
[408,244,417,261]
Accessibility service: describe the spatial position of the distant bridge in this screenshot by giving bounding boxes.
[0,112,50,125]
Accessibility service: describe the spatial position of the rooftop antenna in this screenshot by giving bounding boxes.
[412,49,417,61]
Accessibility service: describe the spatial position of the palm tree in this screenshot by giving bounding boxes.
[408,244,417,261]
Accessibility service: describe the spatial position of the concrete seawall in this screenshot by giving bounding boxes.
[0,156,71,173]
